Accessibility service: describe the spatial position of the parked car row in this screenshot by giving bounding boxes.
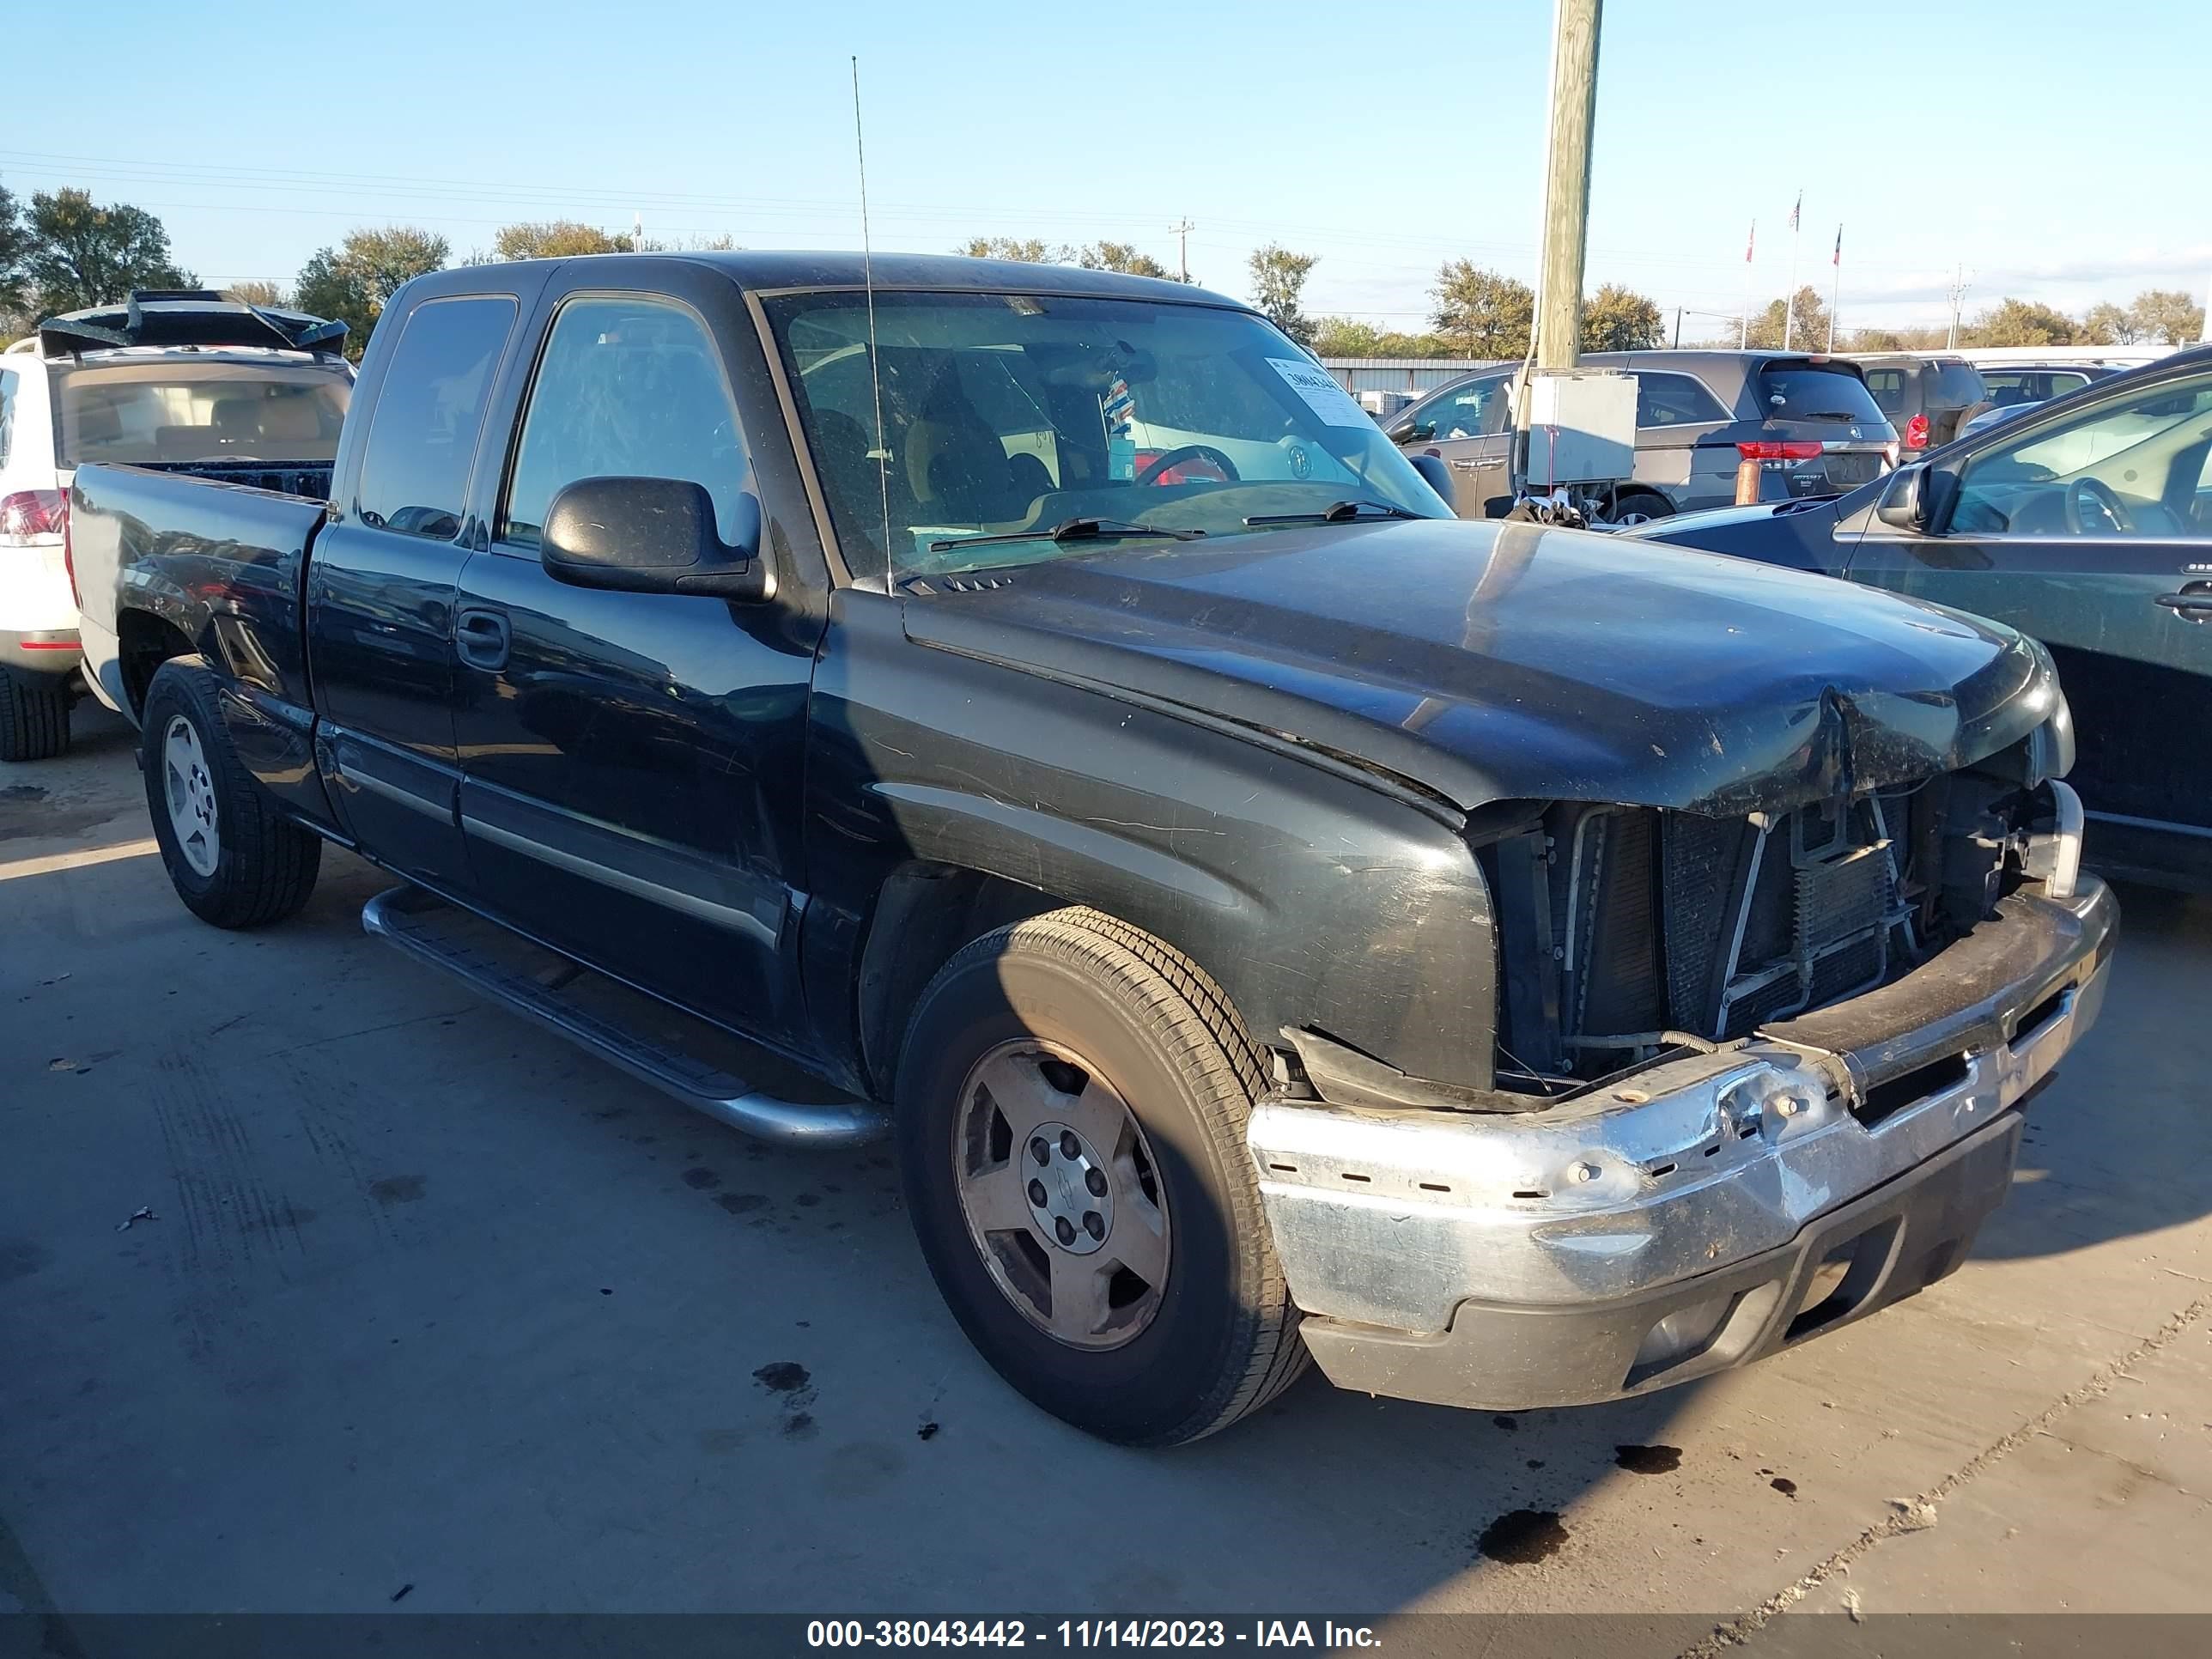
[1377,348,2158,527]
[23,264,2113,1449]
[1630,344,2212,890]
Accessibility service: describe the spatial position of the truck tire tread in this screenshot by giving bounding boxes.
[0,672,72,763]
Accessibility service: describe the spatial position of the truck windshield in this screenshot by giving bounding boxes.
[55,358,352,467]
[762,290,1447,578]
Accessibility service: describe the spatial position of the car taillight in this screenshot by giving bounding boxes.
[1904,413,1929,449]
[0,488,66,546]
[1735,441,1825,461]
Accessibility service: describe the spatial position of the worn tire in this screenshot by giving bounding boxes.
[1610,489,1674,526]
[141,657,322,928]
[896,906,1308,1446]
[0,670,72,763]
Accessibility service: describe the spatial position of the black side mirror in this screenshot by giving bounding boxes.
[1875,464,1928,530]
[1387,418,1416,443]
[1408,451,1455,504]
[541,476,771,602]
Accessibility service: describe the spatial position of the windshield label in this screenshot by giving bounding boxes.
[1267,357,1370,428]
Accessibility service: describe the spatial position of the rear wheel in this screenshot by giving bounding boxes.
[0,670,72,763]
[141,658,322,928]
[896,907,1307,1445]
[1610,489,1674,526]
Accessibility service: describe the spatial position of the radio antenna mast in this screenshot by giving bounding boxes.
[852,55,892,580]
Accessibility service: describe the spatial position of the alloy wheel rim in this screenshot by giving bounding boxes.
[950,1039,1171,1350]
[161,715,221,878]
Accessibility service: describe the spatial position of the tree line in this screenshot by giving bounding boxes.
[0,187,733,358]
[6,183,2203,364]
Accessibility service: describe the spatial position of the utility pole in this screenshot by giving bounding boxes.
[1534,0,1601,370]
[1946,263,1971,349]
[1169,218,1194,283]
[1673,306,1683,349]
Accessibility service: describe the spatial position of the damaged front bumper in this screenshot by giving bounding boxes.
[1249,876,2117,1412]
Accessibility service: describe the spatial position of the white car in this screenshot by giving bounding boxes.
[0,291,351,761]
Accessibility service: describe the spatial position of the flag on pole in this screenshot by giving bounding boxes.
[1833,225,1843,266]
[1746,221,1756,263]
[1788,192,1802,231]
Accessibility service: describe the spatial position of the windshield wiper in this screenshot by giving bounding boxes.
[928,517,1205,552]
[1792,412,1863,422]
[1243,499,1425,526]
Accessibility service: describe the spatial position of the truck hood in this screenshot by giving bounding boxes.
[900,516,2061,817]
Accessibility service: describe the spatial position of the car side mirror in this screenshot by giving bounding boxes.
[1875,464,1928,530]
[541,476,771,602]
[1387,418,1416,443]
[1407,452,1455,503]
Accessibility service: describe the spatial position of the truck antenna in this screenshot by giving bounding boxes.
[852,55,892,580]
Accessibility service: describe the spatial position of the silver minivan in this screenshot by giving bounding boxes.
[1386,349,1898,524]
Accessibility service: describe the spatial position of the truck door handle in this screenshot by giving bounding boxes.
[2154,582,2212,622]
[455,607,511,669]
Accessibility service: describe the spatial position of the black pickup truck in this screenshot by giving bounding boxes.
[70,253,2115,1446]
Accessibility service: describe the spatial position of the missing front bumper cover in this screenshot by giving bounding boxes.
[1249,877,2115,1409]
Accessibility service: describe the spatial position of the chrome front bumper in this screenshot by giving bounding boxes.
[1250,877,2117,1410]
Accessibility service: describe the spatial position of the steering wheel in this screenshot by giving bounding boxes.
[1133,444,1241,487]
[2064,476,2132,536]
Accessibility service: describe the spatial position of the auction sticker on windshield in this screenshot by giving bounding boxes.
[1267,357,1370,428]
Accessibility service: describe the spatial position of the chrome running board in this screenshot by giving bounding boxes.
[362,884,886,1148]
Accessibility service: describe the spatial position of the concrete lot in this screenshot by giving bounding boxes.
[3,703,2209,1646]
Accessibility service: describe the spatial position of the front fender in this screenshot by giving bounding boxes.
[801,592,1499,1094]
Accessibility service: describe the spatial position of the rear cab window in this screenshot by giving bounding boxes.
[53,357,351,467]
[1754,362,1888,428]
[355,296,519,540]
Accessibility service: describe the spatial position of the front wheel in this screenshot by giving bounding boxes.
[896,908,1307,1445]
[141,658,322,928]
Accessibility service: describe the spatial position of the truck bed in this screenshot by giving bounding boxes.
[70,460,331,724]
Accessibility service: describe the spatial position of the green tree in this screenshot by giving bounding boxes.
[1074,241,1173,280]
[0,179,32,322]
[1967,297,2075,347]
[1310,317,1453,358]
[222,280,287,307]
[492,220,629,261]
[1848,327,1905,352]
[22,188,191,314]
[957,236,1061,263]
[1744,286,1831,350]
[1580,283,1665,351]
[294,226,449,360]
[2126,288,2205,346]
[1430,261,1534,358]
[2077,301,2136,345]
[1248,244,1320,348]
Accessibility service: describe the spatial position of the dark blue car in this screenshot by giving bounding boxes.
[1629,345,2212,889]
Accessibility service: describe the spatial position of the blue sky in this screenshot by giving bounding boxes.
[6,0,2204,336]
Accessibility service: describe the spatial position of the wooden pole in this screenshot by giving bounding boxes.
[1534,0,1601,372]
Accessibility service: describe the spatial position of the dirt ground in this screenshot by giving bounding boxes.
[4,704,2209,1650]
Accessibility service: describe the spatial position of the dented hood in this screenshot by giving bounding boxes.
[902,516,2062,817]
